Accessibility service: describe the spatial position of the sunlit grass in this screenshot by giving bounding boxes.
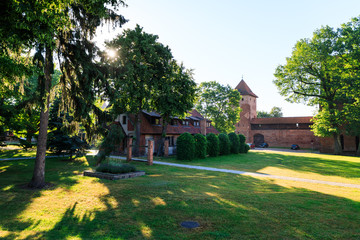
[156,151,360,185]
[0,153,359,239]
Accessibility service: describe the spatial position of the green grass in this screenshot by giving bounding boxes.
[154,151,360,186]
[0,151,360,239]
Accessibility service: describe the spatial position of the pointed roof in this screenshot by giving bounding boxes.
[235,79,258,98]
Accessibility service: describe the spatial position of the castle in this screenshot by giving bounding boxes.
[234,79,359,153]
[235,79,320,150]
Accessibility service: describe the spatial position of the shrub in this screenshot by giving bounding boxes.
[218,133,230,155]
[19,139,33,150]
[96,162,136,174]
[206,133,219,157]
[176,132,195,160]
[244,144,250,153]
[194,134,207,159]
[228,132,240,154]
[238,134,246,153]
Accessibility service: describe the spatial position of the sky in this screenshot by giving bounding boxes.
[95,0,360,117]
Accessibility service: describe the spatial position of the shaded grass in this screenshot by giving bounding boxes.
[0,154,360,239]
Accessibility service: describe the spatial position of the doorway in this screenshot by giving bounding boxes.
[253,134,265,147]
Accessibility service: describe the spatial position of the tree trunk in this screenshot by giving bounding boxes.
[333,133,343,155]
[157,120,168,156]
[133,113,141,157]
[28,46,52,189]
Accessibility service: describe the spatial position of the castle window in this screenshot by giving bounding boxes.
[194,121,199,127]
[182,120,189,126]
[242,98,244,101]
[122,116,127,125]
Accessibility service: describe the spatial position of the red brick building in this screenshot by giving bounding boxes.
[115,109,218,155]
[235,79,320,150]
[235,79,359,153]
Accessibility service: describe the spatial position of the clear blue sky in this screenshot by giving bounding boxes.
[95,0,360,117]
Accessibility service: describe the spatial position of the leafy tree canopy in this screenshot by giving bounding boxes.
[273,17,360,154]
[196,81,241,133]
[257,106,283,118]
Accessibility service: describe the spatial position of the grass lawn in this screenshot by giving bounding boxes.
[1,151,360,239]
[0,147,38,159]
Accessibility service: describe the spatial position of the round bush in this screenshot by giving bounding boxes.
[218,133,230,155]
[228,132,240,154]
[194,134,207,159]
[176,132,195,160]
[206,133,219,157]
[244,143,250,153]
[238,134,246,153]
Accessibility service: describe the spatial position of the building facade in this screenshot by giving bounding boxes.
[235,79,320,150]
[234,79,359,153]
[115,109,219,155]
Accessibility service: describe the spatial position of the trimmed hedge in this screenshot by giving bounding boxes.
[228,132,240,154]
[238,134,246,153]
[218,133,230,155]
[96,162,136,174]
[244,144,250,153]
[206,133,219,157]
[194,133,207,159]
[176,132,195,160]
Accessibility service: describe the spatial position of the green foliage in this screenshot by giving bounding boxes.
[96,162,136,174]
[273,17,360,154]
[106,25,195,155]
[176,132,195,160]
[206,133,219,157]
[257,107,283,118]
[196,81,241,133]
[97,124,124,164]
[244,144,250,154]
[228,132,240,154]
[19,139,33,150]
[238,134,246,153]
[194,133,207,159]
[218,133,230,155]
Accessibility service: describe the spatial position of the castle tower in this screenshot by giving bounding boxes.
[235,79,258,142]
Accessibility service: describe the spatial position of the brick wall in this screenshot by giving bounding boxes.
[251,129,320,149]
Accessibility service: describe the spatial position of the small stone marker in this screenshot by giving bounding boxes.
[180,221,200,229]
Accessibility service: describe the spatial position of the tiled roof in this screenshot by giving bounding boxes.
[251,117,313,124]
[235,79,258,98]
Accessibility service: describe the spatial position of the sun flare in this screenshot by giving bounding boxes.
[107,49,116,58]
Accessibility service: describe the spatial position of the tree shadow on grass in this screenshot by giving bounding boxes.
[14,162,360,240]
[0,157,92,239]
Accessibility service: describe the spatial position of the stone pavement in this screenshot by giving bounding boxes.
[109,155,360,189]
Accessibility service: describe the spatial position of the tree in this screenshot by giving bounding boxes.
[196,81,241,133]
[152,61,197,156]
[273,24,352,155]
[257,106,283,118]
[47,97,89,160]
[107,25,174,154]
[1,0,127,188]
